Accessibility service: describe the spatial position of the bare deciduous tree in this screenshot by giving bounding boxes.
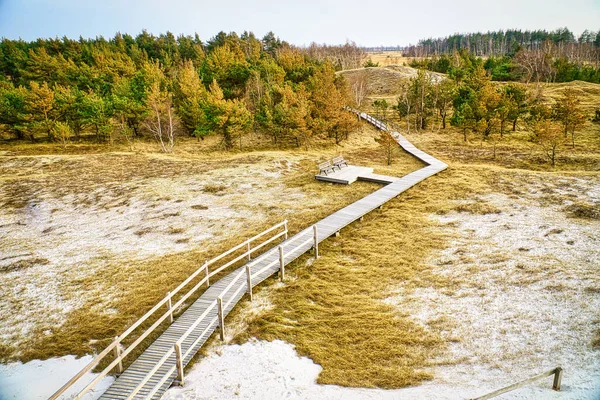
[145,82,178,153]
[351,70,368,108]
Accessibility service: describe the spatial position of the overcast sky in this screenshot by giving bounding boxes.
[1,0,599,46]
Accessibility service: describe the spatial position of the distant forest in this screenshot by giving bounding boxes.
[404,28,600,58]
[0,31,365,149]
[404,28,600,83]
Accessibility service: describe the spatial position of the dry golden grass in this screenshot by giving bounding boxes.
[0,123,422,368]
[593,328,600,349]
[227,156,600,388]
[366,51,420,67]
[228,164,508,388]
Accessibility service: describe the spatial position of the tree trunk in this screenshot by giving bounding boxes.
[512,118,517,131]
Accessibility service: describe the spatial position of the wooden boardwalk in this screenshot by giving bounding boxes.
[98,111,447,400]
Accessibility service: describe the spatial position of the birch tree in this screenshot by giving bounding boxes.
[143,62,178,152]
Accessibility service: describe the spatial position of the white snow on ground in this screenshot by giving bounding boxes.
[0,156,308,351]
[0,354,113,400]
[162,340,600,400]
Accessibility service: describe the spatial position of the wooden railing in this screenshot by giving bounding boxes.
[345,106,389,132]
[49,220,288,400]
[471,367,563,400]
[126,225,320,399]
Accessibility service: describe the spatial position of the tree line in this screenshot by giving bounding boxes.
[405,28,600,84]
[0,31,360,150]
[409,47,600,84]
[404,28,600,59]
[366,64,591,166]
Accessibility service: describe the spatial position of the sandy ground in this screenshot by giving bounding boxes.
[162,340,599,400]
[163,173,600,400]
[393,174,600,398]
[0,153,311,354]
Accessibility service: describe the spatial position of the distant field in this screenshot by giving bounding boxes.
[366,50,417,66]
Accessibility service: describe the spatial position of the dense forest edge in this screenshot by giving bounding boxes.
[0,31,365,150]
[0,28,599,168]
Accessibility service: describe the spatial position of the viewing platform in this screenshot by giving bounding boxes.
[315,165,398,185]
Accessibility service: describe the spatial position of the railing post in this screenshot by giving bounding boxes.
[204,261,210,288]
[245,265,252,301]
[217,297,225,341]
[279,246,285,281]
[313,225,319,259]
[247,239,252,261]
[284,220,288,240]
[174,341,184,386]
[553,367,563,391]
[166,292,174,324]
[113,336,123,375]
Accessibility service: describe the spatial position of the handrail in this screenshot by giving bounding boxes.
[126,301,218,400]
[130,225,295,399]
[132,266,251,399]
[471,367,563,399]
[250,233,313,281]
[111,235,282,400]
[218,270,246,302]
[223,279,249,311]
[181,316,219,360]
[50,220,288,400]
[206,220,287,266]
[250,259,279,281]
[145,363,177,400]
[126,347,175,400]
[208,230,287,278]
[47,341,119,400]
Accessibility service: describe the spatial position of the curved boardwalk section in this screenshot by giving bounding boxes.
[74,111,446,400]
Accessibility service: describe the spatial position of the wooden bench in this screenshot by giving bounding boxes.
[332,155,348,170]
[318,161,335,176]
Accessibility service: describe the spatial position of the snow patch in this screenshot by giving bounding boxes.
[0,354,113,400]
[162,340,600,400]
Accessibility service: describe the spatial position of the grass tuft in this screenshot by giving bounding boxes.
[1,258,49,273]
[203,184,228,194]
[563,202,600,220]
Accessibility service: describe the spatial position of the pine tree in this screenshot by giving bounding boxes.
[173,60,209,137]
[25,81,56,141]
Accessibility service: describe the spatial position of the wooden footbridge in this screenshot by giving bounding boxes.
[49,110,447,400]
